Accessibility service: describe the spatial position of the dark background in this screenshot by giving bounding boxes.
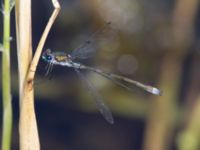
[1,0,200,149]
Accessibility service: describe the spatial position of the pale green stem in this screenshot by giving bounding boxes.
[1,0,13,149]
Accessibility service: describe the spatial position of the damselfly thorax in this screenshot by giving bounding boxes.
[54,52,73,63]
[42,49,74,67]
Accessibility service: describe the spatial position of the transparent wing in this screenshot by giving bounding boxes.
[70,22,117,60]
[74,68,114,124]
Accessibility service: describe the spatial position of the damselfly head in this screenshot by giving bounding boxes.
[42,49,53,62]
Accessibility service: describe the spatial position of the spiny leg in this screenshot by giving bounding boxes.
[45,62,54,77]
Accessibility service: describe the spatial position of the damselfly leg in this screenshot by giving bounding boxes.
[45,62,54,77]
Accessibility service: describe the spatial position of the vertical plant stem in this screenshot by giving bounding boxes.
[15,0,60,149]
[1,0,12,149]
[177,97,200,150]
[15,0,40,149]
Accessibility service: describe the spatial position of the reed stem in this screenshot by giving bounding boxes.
[1,0,13,149]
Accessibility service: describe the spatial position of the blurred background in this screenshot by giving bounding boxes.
[1,0,200,149]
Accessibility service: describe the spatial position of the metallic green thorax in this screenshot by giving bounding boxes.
[42,49,70,63]
[54,52,68,62]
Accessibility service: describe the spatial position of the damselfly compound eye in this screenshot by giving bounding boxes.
[46,56,52,61]
[42,54,52,62]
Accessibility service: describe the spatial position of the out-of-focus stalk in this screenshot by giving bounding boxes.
[1,0,13,149]
[177,97,200,150]
[143,0,199,150]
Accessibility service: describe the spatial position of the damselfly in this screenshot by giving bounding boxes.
[42,22,162,124]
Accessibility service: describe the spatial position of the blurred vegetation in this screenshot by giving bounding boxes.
[1,0,200,149]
